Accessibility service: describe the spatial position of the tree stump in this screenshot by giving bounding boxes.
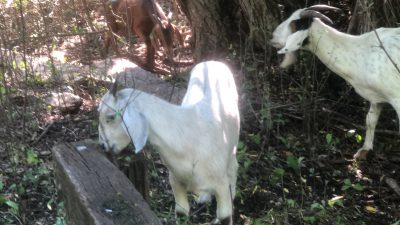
[52,140,161,225]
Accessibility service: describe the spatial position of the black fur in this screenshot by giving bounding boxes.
[302,37,310,46]
[289,18,313,47]
[291,17,313,32]
[176,211,187,218]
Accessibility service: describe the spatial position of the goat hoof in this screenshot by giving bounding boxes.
[353,149,369,160]
[175,211,189,225]
[211,217,232,225]
[175,211,187,218]
[211,218,220,224]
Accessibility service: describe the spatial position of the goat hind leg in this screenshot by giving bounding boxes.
[354,103,382,160]
[144,37,155,71]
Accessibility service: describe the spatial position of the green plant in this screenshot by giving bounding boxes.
[341,179,364,191]
[286,155,304,174]
[53,201,67,225]
[345,129,364,144]
[286,198,297,208]
[236,141,252,179]
[328,196,344,208]
[270,168,285,186]
[325,132,339,146]
[0,180,20,221]
[303,215,316,224]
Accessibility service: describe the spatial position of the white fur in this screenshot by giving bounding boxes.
[271,7,400,159]
[98,61,240,224]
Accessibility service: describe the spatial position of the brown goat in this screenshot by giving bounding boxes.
[102,0,183,71]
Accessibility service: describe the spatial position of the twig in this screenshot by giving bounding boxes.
[373,29,400,76]
[321,107,400,135]
[31,122,54,145]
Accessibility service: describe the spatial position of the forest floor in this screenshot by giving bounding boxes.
[1,2,400,225]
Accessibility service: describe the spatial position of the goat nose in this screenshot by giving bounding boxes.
[270,40,280,48]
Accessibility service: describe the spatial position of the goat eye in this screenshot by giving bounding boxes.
[105,115,116,123]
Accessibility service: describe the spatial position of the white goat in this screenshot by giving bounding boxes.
[98,61,240,225]
[270,5,400,160]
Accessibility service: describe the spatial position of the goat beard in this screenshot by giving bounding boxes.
[280,52,297,68]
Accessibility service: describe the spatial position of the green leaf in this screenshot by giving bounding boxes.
[0,180,3,191]
[286,199,296,207]
[341,185,351,191]
[353,183,364,191]
[341,179,353,191]
[286,155,304,172]
[0,195,6,204]
[311,202,324,211]
[326,133,333,145]
[6,200,19,211]
[303,216,316,223]
[250,133,261,145]
[355,134,363,143]
[270,168,285,185]
[274,168,285,177]
[54,217,67,225]
[26,149,39,165]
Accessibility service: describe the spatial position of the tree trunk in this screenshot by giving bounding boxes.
[176,0,238,61]
[176,0,307,62]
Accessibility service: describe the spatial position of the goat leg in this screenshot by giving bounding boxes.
[144,37,155,71]
[169,174,190,216]
[354,103,382,160]
[214,182,233,225]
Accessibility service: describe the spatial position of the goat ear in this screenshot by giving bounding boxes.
[290,18,313,32]
[122,106,149,153]
[277,30,309,54]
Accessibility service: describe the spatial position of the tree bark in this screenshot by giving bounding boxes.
[176,0,308,62]
[176,0,239,61]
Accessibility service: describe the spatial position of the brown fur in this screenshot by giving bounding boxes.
[102,0,183,71]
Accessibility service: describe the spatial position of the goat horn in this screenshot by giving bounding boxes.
[300,10,334,25]
[109,80,120,98]
[306,5,340,12]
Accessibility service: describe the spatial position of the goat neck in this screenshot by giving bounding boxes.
[306,19,362,81]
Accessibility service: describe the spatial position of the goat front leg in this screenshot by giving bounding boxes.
[354,103,382,160]
[212,181,233,225]
[169,174,190,218]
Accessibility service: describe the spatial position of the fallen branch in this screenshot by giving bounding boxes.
[31,122,54,145]
[321,107,400,136]
[384,176,400,197]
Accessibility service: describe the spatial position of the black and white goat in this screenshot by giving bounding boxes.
[270,5,400,159]
[98,61,240,225]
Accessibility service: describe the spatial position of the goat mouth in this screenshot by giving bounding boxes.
[270,40,284,48]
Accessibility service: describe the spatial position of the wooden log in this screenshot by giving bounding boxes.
[52,140,161,225]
